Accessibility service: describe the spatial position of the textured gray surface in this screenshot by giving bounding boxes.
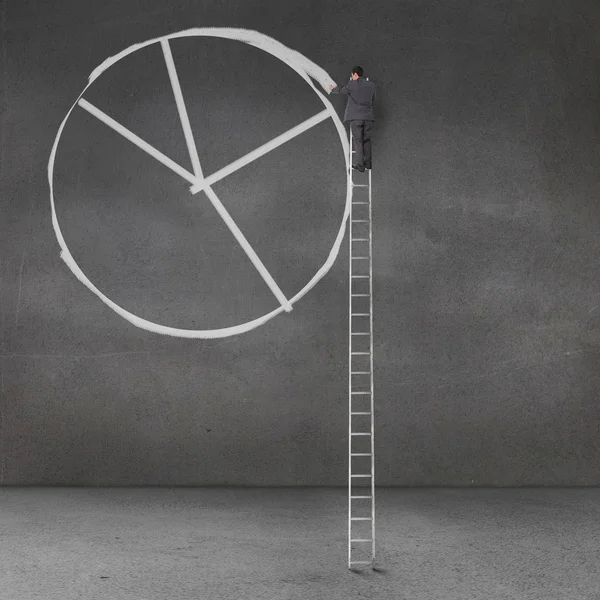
[2,0,600,485]
[2,487,600,600]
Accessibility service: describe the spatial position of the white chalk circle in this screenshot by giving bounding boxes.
[48,28,351,338]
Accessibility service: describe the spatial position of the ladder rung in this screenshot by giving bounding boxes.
[351,352,370,355]
[351,433,371,437]
[352,201,369,204]
[351,332,370,336]
[351,257,369,260]
[351,313,370,316]
[351,276,369,279]
[351,294,369,297]
[349,561,372,565]
[350,473,372,477]
[352,184,369,188]
[351,539,372,542]
[351,517,372,521]
[351,412,371,415]
[351,392,370,395]
[351,495,372,498]
[351,371,371,374]
[352,238,369,241]
[352,220,369,222]
[351,453,372,456]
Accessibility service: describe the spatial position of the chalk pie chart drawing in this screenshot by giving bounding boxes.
[48,28,351,338]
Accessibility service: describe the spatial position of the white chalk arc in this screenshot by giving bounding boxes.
[48,28,351,338]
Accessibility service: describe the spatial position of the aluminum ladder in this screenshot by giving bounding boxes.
[348,126,375,570]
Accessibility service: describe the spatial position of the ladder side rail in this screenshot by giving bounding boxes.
[368,164,375,561]
[347,126,353,570]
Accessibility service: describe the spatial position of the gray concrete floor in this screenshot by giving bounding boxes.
[1,487,599,599]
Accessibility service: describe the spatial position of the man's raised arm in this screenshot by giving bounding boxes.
[328,80,352,95]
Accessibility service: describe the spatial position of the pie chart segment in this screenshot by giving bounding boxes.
[208,125,347,302]
[82,40,193,175]
[167,35,326,177]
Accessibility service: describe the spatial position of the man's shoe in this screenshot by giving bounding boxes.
[365,161,372,170]
[352,164,365,173]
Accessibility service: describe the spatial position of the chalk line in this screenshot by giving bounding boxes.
[88,28,339,94]
[160,38,204,180]
[202,185,292,311]
[78,98,197,185]
[190,109,330,195]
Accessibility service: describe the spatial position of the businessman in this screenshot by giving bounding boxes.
[328,66,376,172]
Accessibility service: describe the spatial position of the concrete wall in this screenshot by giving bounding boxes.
[2,0,600,485]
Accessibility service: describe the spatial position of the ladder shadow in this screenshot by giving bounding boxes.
[349,565,388,576]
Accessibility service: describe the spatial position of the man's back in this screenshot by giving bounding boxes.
[333,77,376,122]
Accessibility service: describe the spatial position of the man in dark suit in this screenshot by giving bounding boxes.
[328,66,376,172]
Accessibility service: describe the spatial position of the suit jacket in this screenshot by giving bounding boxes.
[331,77,376,122]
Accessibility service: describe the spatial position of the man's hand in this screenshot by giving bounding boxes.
[328,84,334,90]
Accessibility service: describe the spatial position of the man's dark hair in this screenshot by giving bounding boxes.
[351,65,364,77]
